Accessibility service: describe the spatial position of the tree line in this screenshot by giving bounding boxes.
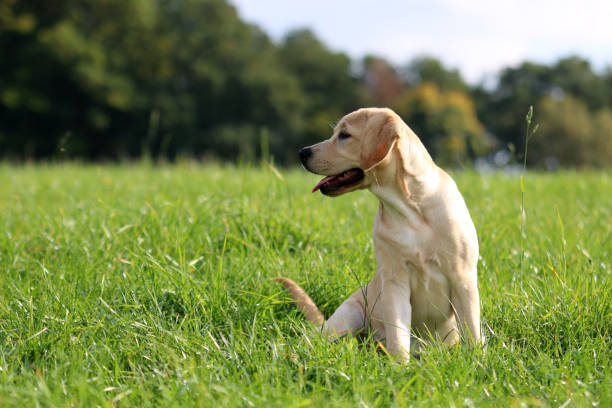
[1,0,611,167]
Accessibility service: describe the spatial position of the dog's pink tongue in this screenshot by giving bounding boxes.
[312,175,335,193]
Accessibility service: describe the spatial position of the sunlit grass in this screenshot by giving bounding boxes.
[0,163,610,406]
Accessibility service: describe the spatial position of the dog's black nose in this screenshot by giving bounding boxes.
[299,147,312,163]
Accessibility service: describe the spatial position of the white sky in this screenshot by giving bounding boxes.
[229,0,612,84]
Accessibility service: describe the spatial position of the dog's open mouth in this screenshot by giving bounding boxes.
[312,168,365,195]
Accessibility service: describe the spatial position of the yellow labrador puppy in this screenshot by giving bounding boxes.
[274,107,481,361]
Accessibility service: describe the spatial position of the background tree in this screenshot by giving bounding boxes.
[278,29,359,150]
[529,96,612,167]
[473,61,553,159]
[360,56,403,106]
[402,56,469,92]
[393,83,489,165]
[550,56,608,110]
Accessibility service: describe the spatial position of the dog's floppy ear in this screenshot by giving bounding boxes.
[360,116,399,171]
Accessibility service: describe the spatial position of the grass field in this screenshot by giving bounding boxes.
[0,163,610,407]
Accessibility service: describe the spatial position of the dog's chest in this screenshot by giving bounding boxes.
[372,210,433,269]
[372,211,453,322]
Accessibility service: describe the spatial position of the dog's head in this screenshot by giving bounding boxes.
[300,107,411,196]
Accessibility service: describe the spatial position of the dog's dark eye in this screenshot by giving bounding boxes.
[338,131,351,140]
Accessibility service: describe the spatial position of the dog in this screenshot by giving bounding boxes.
[274,107,481,361]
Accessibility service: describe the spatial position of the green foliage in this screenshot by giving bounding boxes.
[403,55,469,92]
[393,82,489,165]
[474,61,552,155]
[552,57,608,110]
[279,30,360,147]
[0,164,610,405]
[0,1,332,161]
[530,96,612,167]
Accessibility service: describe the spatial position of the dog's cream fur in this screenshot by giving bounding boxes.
[275,107,481,361]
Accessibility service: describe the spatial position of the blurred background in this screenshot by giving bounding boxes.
[1,0,611,168]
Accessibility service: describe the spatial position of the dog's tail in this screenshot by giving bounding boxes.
[271,277,325,326]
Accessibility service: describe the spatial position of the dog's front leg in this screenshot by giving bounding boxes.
[380,279,412,361]
[450,274,481,344]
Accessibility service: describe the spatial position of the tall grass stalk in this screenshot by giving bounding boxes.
[519,106,539,272]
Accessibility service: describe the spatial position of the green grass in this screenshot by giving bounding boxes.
[0,163,610,407]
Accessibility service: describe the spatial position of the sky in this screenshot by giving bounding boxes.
[229,0,612,84]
